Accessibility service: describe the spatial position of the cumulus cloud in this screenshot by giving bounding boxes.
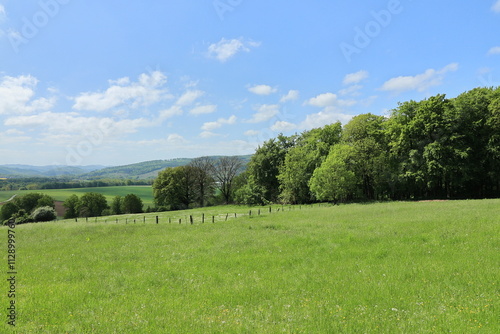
[271,121,297,132]
[73,71,171,112]
[189,105,217,115]
[300,109,353,130]
[158,105,183,121]
[201,115,237,131]
[207,38,260,62]
[248,104,280,123]
[176,90,205,106]
[488,46,500,55]
[493,0,500,13]
[0,75,56,115]
[343,70,369,85]
[280,90,300,103]
[306,93,339,107]
[248,84,277,96]
[380,63,459,93]
[4,111,153,137]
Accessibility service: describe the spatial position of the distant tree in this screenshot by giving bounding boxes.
[210,156,244,204]
[1,202,19,222]
[153,166,197,210]
[78,192,108,217]
[122,194,143,214]
[189,157,215,207]
[63,194,80,219]
[14,193,55,214]
[31,206,57,222]
[111,196,123,215]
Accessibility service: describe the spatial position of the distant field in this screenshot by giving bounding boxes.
[0,186,155,208]
[1,200,498,333]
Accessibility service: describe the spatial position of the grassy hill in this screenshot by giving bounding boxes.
[1,200,498,333]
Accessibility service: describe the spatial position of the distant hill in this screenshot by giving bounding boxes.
[0,155,252,180]
[80,155,252,180]
[0,165,104,178]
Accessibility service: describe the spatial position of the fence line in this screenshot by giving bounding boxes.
[55,203,330,226]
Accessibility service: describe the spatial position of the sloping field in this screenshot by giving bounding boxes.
[1,200,499,333]
[0,186,155,209]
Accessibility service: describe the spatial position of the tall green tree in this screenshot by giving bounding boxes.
[122,194,143,214]
[153,166,197,210]
[248,134,297,203]
[189,157,215,207]
[78,193,108,217]
[309,144,358,203]
[278,122,343,204]
[63,194,80,219]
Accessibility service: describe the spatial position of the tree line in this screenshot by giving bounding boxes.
[153,87,500,208]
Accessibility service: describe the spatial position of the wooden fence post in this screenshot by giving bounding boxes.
[190,215,193,225]
[202,213,205,223]
[212,216,215,223]
[156,216,159,224]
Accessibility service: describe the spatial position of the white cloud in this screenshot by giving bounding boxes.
[248,104,280,123]
[207,38,260,62]
[0,75,56,115]
[306,93,338,107]
[488,46,500,55]
[167,134,188,145]
[73,71,170,112]
[338,85,363,97]
[244,130,260,136]
[280,90,300,103]
[176,90,204,106]
[493,0,500,13]
[189,105,217,115]
[380,63,459,93]
[300,108,353,130]
[201,115,237,131]
[343,70,369,85]
[248,84,277,96]
[158,105,183,121]
[0,5,6,23]
[4,112,153,138]
[271,121,297,132]
[199,131,220,139]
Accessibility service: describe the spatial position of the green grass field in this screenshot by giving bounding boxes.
[0,186,155,208]
[1,200,499,333]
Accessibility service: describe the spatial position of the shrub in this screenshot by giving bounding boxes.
[31,206,57,222]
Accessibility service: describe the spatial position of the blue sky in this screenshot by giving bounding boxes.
[1,0,499,166]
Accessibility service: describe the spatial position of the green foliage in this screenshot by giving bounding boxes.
[153,166,197,210]
[122,194,143,214]
[111,195,123,215]
[14,193,55,213]
[248,134,297,203]
[278,123,342,204]
[309,144,358,202]
[63,194,80,219]
[0,202,19,222]
[31,206,57,222]
[78,192,108,217]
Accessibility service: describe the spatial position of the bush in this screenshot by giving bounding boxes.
[31,206,57,222]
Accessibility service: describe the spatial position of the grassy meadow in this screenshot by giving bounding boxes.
[1,200,499,333]
[0,186,155,208]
